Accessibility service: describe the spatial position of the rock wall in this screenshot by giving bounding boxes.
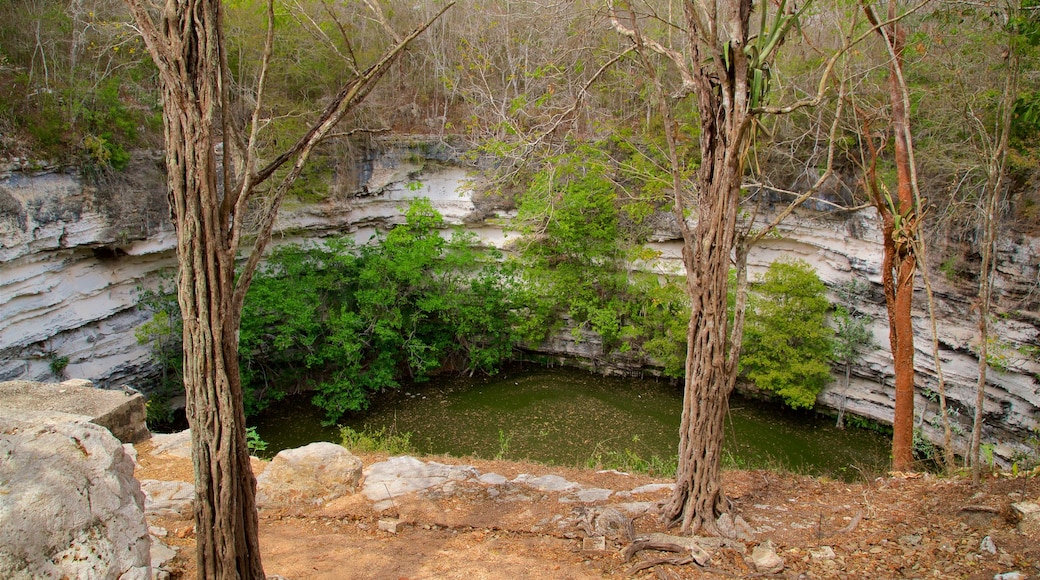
[0,140,501,389]
[1,139,1037,463]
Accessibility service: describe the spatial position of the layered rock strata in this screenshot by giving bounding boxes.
[1,140,1037,463]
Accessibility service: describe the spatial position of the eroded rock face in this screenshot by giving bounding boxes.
[1,140,1037,462]
[0,411,151,579]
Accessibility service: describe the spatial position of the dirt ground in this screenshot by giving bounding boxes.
[135,441,1040,579]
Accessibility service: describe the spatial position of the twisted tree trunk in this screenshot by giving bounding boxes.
[154,0,265,573]
[125,0,452,573]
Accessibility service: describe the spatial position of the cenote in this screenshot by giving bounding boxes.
[251,365,892,478]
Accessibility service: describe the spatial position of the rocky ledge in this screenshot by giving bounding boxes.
[136,431,1040,579]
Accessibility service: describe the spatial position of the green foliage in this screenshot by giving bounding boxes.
[511,144,689,375]
[0,2,157,162]
[48,354,69,378]
[740,259,836,409]
[135,270,184,429]
[585,437,677,477]
[495,429,512,460]
[240,199,519,421]
[245,426,269,454]
[832,280,874,366]
[911,427,946,469]
[339,426,415,455]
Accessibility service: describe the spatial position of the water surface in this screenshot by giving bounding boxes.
[252,365,890,477]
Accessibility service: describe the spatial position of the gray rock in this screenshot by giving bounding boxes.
[149,430,193,459]
[150,538,177,570]
[994,572,1025,580]
[363,456,478,501]
[563,488,613,503]
[629,483,674,494]
[1011,502,1040,539]
[478,472,508,485]
[750,540,784,574]
[980,535,997,555]
[140,480,195,519]
[717,512,755,541]
[513,474,579,492]
[0,412,151,579]
[590,507,631,539]
[257,442,363,506]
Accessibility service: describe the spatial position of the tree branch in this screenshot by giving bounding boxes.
[231,1,456,314]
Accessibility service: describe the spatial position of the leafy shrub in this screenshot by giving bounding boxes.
[511,146,689,373]
[739,259,836,409]
[240,199,520,421]
[339,426,415,455]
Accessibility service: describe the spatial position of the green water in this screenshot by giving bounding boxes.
[251,365,891,477]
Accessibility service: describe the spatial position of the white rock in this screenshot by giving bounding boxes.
[513,473,580,492]
[630,483,675,494]
[140,480,195,519]
[363,456,478,501]
[478,472,507,485]
[149,430,192,459]
[810,546,836,560]
[750,540,784,574]
[0,412,151,579]
[257,442,363,506]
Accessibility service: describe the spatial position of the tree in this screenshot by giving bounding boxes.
[741,259,836,410]
[859,0,923,472]
[607,0,818,534]
[832,279,874,429]
[122,0,453,575]
[969,0,1028,484]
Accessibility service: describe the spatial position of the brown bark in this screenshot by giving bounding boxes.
[863,0,917,472]
[124,0,453,575]
[654,0,753,535]
[151,0,266,574]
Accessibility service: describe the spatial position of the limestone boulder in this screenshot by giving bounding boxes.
[257,442,363,507]
[140,480,195,519]
[0,411,151,579]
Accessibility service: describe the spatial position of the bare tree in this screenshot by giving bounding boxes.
[608,0,817,534]
[122,0,453,575]
[970,0,1021,484]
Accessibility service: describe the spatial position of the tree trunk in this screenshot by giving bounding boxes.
[162,63,266,580]
[124,0,451,574]
[665,211,741,533]
[863,0,917,472]
[615,0,754,535]
[890,257,916,471]
[971,1,1018,484]
[663,92,748,533]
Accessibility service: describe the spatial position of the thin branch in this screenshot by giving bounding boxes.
[758,0,933,116]
[231,1,456,314]
[748,67,847,245]
[249,2,455,190]
[287,0,357,73]
[226,0,276,256]
[607,0,697,96]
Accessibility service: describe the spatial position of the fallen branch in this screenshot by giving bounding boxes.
[826,510,864,537]
[627,555,693,576]
[623,540,688,561]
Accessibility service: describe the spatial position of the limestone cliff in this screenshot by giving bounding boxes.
[1,139,1037,464]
